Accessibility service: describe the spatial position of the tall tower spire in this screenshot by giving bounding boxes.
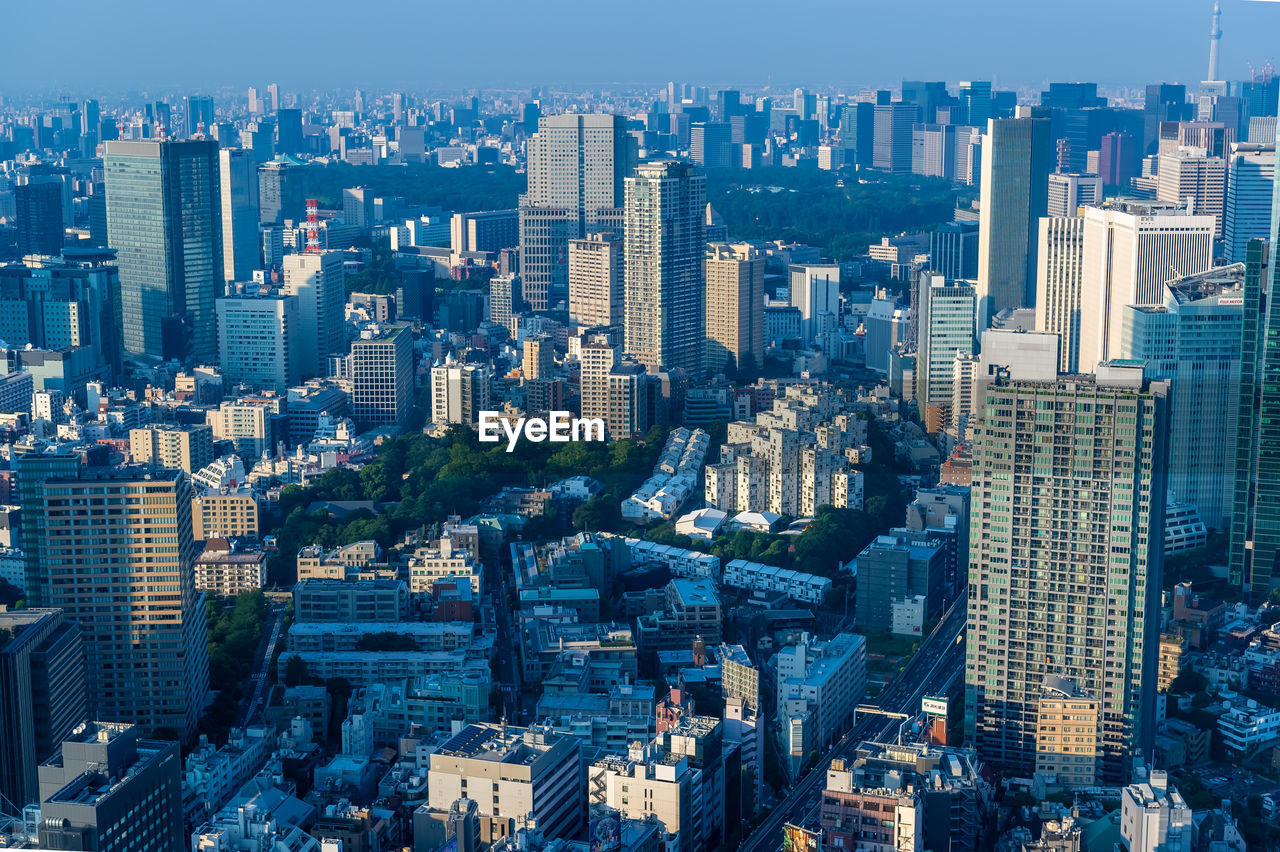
[1208,0,1223,82]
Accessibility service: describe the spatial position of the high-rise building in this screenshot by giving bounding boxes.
[0,608,87,809]
[930,221,980,281]
[182,95,215,138]
[522,333,553,380]
[1143,84,1193,155]
[519,114,637,312]
[965,365,1167,783]
[704,243,764,377]
[911,124,955,179]
[350,324,414,429]
[1099,131,1140,189]
[872,103,917,173]
[15,180,64,258]
[976,112,1053,325]
[104,139,223,360]
[128,423,214,475]
[1120,264,1243,530]
[1035,216,1087,373]
[282,251,346,378]
[1046,172,1102,217]
[916,275,976,432]
[1224,143,1275,262]
[568,232,624,328]
[257,158,306,225]
[487,274,523,336]
[788,264,840,345]
[1077,203,1214,372]
[590,745,702,852]
[579,331,620,426]
[37,722,183,852]
[218,148,260,284]
[342,186,375,232]
[36,467,210,738]
[450,209,519,255]
[839,102,875,168]
[431,360,491,427]
[691,122,733,169]
[216,291,301,392]
[275,109,303,155]
[1156,148,1226,237]
[623,160,706,377]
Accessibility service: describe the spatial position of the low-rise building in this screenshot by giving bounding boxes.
[635,580,723,652]
[1034,675,1100,788]
[409,536,482,594]
[1217,699,1280,756]
[776,633,866,778]
[194,538,269,596]
[722,559,830,605]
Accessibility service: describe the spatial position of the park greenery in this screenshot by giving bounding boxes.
[302,162,960,262]
[200,590,268,741]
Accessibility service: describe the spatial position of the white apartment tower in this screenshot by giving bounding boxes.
[1035,216,1086,373]
[283,251,346,378]
[568,232,624,328]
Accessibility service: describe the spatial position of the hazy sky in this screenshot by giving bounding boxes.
[7,0,1278,96]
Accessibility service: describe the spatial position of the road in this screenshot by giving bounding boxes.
[491,551,523,724]
[738,589,968,852]
[238,602,286,728]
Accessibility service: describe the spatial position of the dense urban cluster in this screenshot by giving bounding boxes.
[1,4,1280,852]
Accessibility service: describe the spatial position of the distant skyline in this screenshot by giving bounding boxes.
[6,0,1278,98]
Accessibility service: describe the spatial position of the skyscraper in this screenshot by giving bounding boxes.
[350,324,414,429]
[704,242,764,377]
[788,264,841,344]
[1156,148,1226,237]
[568,231,624,328]
[965,364,1167,784]
[282,251,346,378]
[976,112,1053,325]
[104,139,223,361]
[872,102,918,173]
[216,291,301,392]
[691,122,733,169]
[430,358,491,426]
[624,161,706,378]
[1143,84,1192,156]
[15,180,64,258]
[258,158,306,225]
[916,275,976,432]
[37,467,210,738]
[1224,142,1275,262]
[1035,216,1086,373]
[519,114,637,312]
[930,221,980,281]
[218,148,260,284]
[182,95,215,138]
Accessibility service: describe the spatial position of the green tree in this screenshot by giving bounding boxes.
[284,654,310,687]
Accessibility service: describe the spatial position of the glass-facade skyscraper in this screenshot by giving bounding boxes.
[104,139,222,361]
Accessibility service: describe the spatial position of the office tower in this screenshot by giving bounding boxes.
[911,124,955,179]
[257,158,305,225]
[852,534,945,632]
[15,180,64,257]
[427,724,583,843]
[342,186,375,231]
[36,467,209,737]
[128,423,214,475]
[788,264,840,344]
[1047,173,1102,217]
[568,231,623,328]
[14,451,82,606]
[1034,217,1086,373]
[704,243,764,377]
[398,267,435,321]
[519,114,637,312]
[38,722,182,852]
[487,274,523,336]
[691,122,732,169]
[976,113,1053,325]
[955,126,983,186]
[1099,131,1140,189]
[965,365,1167,784]
[523,333,553,380]
[104,139,223,361]
[1078,203,1214,372]
[282,251,345,378]
[959,81,993,127]
[839,102,875,167]
[1224,143,1275,262]
[1230,241,1280,599]
[182,95,214,138]
[916,275,976,432]
[216,292,301,392]
[1143,84,1192,155]
[218,148,261,284]
[864,297,910,373]
[1156,148,1226,236]
[266,82,279,112]
[431,359,491,426]
[350,324,413,428]
[450,209,519,255]
[1121,265,1243,530]
[247,86,261,114]
[276,108,303,155]
[0,609,86,809]
[872,103,917,173]
[930,221,979,281]
[623,160,706,377]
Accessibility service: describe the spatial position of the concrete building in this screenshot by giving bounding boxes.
[776,633,866,778]
[38,722,182,852]
[965,366,1167,783]
[1077,202,1214,372]
[722,559,831,605]
[704,243,764,377]
[1120,770,1192,852]
[916,275,976,432]
[207,397,277,459]
[520,114,636,312]
[1224,142,1275,262]
[218,148,260,284]
[282,251,346,379]
[1157,148,1227,237]
[852,534,946,634]
[820,767,922,852]
[1035,216,1087,373]
[351,324,413,429]
[191,490,259,541]
[568,231,624,328]
[488,274,523,336]
[194,539,269,596]
[872,102,917,173]
[216,291,301,392]
[930,221,980,282]
[129,423,214,475]
[450,209,519,255]
[293,579,408,623]
[522,333,554,381]
[257,158,306,225]
[976,112,1053,325]
[590,744,703,852]
[431,358,491,426]
[427,724,584,844]
[1034,674,1101,788]
[0,608,86,809]
[624,161,706,378]
[789,264,840,345]
[1046,172,1102,217]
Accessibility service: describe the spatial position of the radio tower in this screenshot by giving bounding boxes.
[1208,1,1223,82]
[304,198,321,254]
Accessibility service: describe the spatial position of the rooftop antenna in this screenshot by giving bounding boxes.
[304,199,321,254]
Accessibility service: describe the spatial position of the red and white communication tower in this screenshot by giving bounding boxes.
[304,198,322,254]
